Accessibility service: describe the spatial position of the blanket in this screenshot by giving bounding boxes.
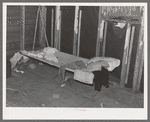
[86,57,120,71]
[74,69,94,84]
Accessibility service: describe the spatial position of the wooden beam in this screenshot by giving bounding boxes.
[54,6,61,50]
[43,7,49,47]
[73,6,79,56]
[58,10,62,51]
[102,21,108,57]
[39,6,47,48]
[96,7,104,57]
[20,6,25,50]
[120,23,131,88]
[39,6,43,48]
[124,26,135,84]
[132,8,144,93]
[51,9,54,47]
[99,20,105,56]
[77,10,82,57]
[96,6,101,57]
[32,7,40,50]
[137,48,144,92]
[132,41,144,92]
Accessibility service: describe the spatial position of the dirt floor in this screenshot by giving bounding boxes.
[6,59,141,108]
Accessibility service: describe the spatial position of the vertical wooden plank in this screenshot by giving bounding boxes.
[54,6,60,50]
[96,6,101,57]
[32,7,40,50]
[132,41,144,92]
[96,41,100,56]
[51,9,54,47]
[99,20,104,42]
[73,6,79,56]
[54,7,57,49]
[99,20,105,56]
[77,10,82,57]
[39,6,43,47]
[20,6,25,50]
[39,6,47,48]
[96,6,103,57]
[44,6,48,46]
[43,6,49,47]
[137,48,144,92]
[58,11,62,51]
[124,26,135,84]
[120,23,131,88]
[132,7,144,92]
[102,21,108,57]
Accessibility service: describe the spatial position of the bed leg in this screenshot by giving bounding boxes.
[61,68,66,84]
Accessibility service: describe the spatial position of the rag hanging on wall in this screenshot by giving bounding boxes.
[112,22,126,39]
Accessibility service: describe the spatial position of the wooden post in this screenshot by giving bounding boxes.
[132,40,144,92]
[96,6,101,57]
[137,48,144,92]
[33,7,40,50]
[102,21,108,57]
[77,10,82,57]
[39,6,47,48]
[43,7,49,47]
[96,6,104,57]
[120,23,131,88]
[124,26,135,84]
[58,11,62,51]
[51,9,54,47]
[73,6,79,56]
[54,6,61,50]
[20,6,25,50]
[132,8,144,92]
[39,6,43,48]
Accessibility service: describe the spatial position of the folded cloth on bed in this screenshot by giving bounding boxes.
[74,69,94,84]
[43,47,58,54]
[87,57,120,71]
[44,54,58,62]
[42,47,59,62]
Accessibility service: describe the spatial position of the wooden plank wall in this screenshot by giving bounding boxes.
[39,6,48,48]
[7,6,38,58]
[59,6,75,54]
[24,6,39,50]
[7,6,21,57]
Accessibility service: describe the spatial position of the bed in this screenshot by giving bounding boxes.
[20,47,120,91]
[20,48,88,81]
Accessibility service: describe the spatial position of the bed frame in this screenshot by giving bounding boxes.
[20,50,88,84]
